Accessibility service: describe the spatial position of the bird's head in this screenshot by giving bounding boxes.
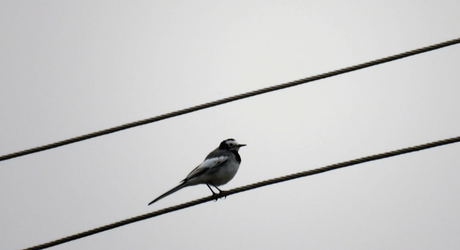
[219,138,246,151]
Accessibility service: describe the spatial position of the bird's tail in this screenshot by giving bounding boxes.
[148,181,188,205]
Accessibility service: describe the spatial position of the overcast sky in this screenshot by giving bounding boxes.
[1,1,460,249]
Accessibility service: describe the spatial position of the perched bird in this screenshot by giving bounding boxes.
[148,138,246,205]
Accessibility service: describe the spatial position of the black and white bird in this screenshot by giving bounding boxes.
[148,138,246,205]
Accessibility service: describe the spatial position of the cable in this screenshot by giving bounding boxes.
[22,135,460,250]
[2,38,460,162]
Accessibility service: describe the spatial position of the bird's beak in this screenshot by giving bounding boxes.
[238,144,247,147]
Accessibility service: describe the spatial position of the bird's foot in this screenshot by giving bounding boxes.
[219,190,228,200]
[210,191,228,201]
[211,193,219,202]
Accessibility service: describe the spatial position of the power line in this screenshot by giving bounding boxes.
[22,135,460,250]
[2,38,460,162]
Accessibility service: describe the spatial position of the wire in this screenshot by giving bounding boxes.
[2,38,460,162]
[22,135,460,250]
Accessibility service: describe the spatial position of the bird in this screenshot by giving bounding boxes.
[148,138,246,205]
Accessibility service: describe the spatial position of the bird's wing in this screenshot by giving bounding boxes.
[184,155,229,180]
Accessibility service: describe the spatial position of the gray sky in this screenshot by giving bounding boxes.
[1,1,460,249]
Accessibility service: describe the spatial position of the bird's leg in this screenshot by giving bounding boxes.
[206,183,216,194]
[213,185,222,193]
[206,184,219,201]
[211,185,227,200]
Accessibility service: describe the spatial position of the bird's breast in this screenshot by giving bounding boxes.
[207,160,240,186]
